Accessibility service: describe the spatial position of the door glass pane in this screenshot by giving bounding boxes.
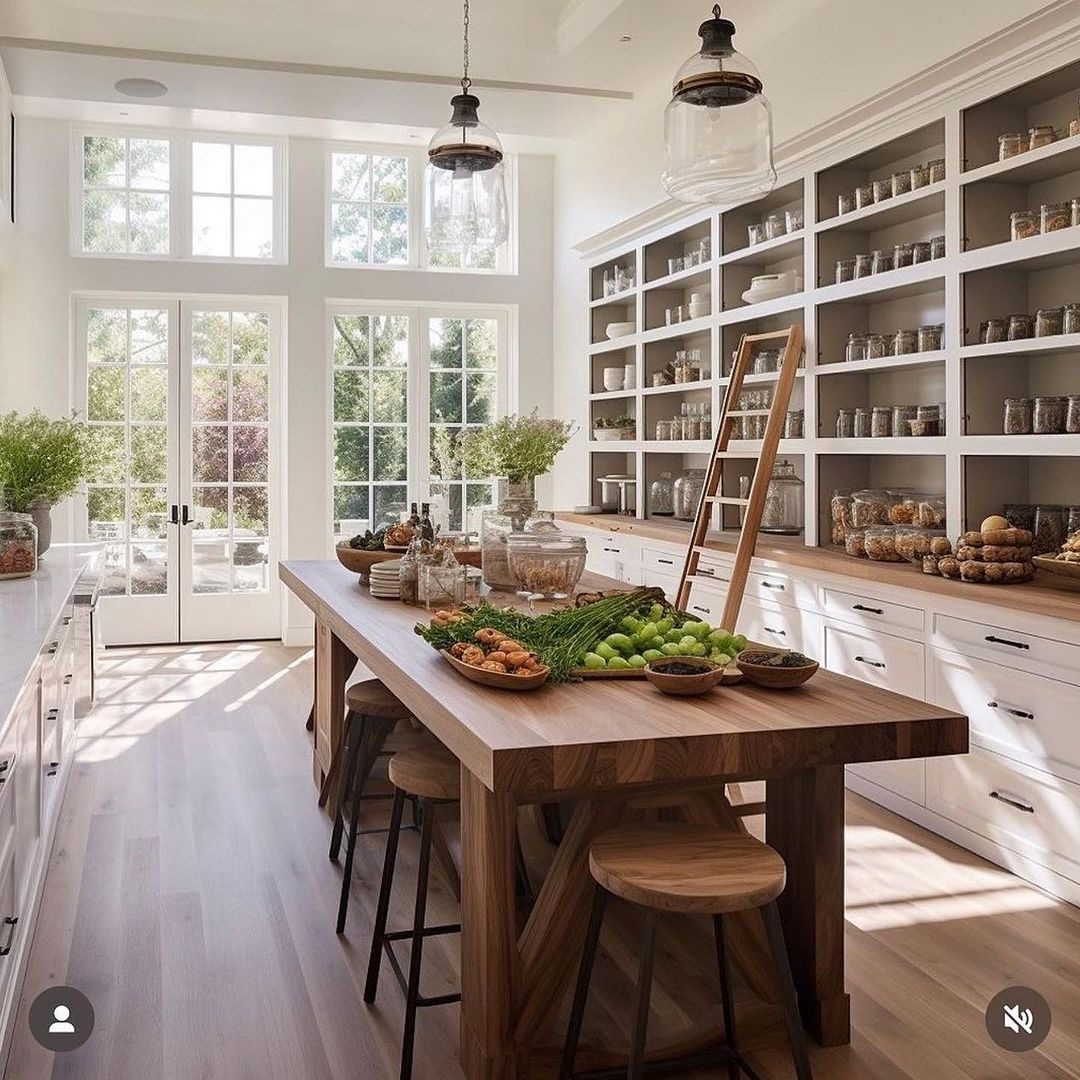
[131,310,169,364]
[232,426,268,483]
[232,312,269,364]
[87,366,126,422]
[373,428,407,482]
[130,487,169,538]
[87,308,128,364]
[233,486,268,536]
[430,373,463,423]
[130,541,168,595]
[232,369,268,422]
[192,311,230,364]
[466,373,496,424]
[192,368,228,422]
[466,319,498,369]
[372,369,406,423]
[130,367,168,422]
[129,426,168,484]
[192,425,229,483]
[429,319,463,368]
[192,540,231,594]
[87,488,126,541]
[191,486,229,534]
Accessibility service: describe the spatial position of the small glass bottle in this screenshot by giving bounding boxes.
[836,408,856,439]
[1003,397,1033,435]
[854,408,871,438]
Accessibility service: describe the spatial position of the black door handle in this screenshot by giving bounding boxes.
[180,505,191,526]
[169,504,179,525]
[0,916,18,956]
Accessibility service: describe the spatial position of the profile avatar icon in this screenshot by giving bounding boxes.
[48,1004,76,1034]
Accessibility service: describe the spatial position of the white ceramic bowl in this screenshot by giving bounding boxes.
[602,367,625,391]
[605,321,636,339]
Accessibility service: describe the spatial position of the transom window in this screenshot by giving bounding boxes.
[192,140,277,260]
[329,151,409,266]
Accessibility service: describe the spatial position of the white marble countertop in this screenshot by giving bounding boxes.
[0,544,99,731]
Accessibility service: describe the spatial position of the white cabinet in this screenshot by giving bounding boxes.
[9,683,38,910]
[932,614,1080,683]
[585,532,641,585]
[824,620,927,805]
[738,597,819,655]
[820,587,924,637]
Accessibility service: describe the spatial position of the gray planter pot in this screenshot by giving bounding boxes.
[29,499,52,556]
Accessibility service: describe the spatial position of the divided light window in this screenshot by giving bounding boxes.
[82,134,170,255]
[193,140,277,260]
[329,151,409,266]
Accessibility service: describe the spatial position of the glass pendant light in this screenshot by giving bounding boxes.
[662,5,776,205]
[425,0,509,263]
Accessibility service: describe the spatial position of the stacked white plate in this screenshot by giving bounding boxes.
[368,559,403,599]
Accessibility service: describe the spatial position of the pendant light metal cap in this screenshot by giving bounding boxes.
[429,91,504,173]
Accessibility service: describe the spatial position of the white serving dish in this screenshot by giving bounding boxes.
[605,321,636,339]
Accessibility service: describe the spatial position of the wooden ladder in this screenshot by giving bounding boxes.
[675,324,805,631]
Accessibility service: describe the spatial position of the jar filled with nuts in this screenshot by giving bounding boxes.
[892,404,918,434]
[894,526,947,562]
[836,408,856,439]
[830,489,853,544]
[0,512,38,579]
[1008,314,1033,340]
[910,162,930,189]
[845,528,869,558]
[893,242,914,268]
[918,324,943,351]
[892,329,918,355]
[872,178,892,202]
[930,234,946,259]
[891,170,912,197]
[1029,125,1056,151]
[1035,307,1064,337]
[1067,394,1080,434]
[854,408,871,439]
[871,406,892,438]
[1073,198,1080,228]
[998,132,1024,159]
[855,183,874,209]
[865,526,903,562]
[845,333,867,363]
[1003,397,1034,435]
[1041,201,1071,233]
[911,241,932,264]
[980,318,1008,344]
[1033,504,1065,555]
[854,253,874,279]
[1033,395,1068,434]
[838,191,855,215]
[851,489,890,527]
[1004,504,1036,533]
[928,159,945,183]
[866,333,888,359]
[1010,209,1040,241]
[835,259,855,284]
[871,249,894,275]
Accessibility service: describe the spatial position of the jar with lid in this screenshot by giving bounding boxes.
[928,158,945,183]
[845,333,867,363]
[0,512,37,579]
[830,490,853,544]
[1008,313,1033,340]
[854,408,871,439]
[980,318,1008,344]
[835,259,855,284]
[851,489,889,527]
[785,208,804,233]
[930,235,946,259]
[871,406,892,438]
[1064,303,1080,335]
[911,405,940,437]
[999,132,1024,160]
[854,253,873,279]
[1035,307,1064,337]
[1041,202,1070,233]
[1033,395,1067,434]
[836,408,856,438]
[673,469,706,521]
[872,178,892,203]
[892,404,917,434]
[1033,504,1064,555]
[838,191,855,216]
[866,333,888,359]
[760,460,805,535]
[911,241,932,264]
[870,249,893,275]
[765,212,787,240]
[649,472,675,516]
[894,526,947,562]
[784,410,804,440]
[891,170,912,197]
[918,324,943,352]
[893,242,914,268]
[1003,397,1033,434]
[1029,125,1056,151]
[865,526,903,562]
[748,223,766,246]
[892,329,918,355]
[855,183,874,209]
[910,162,930,189]
[507,529,587,600]
[1010,209,1039,240]
[655,419,672,442]
[1067,395,1080,434]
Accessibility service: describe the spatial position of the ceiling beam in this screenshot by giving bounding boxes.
[556,0,630,56]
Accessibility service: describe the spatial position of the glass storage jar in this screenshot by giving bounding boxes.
[928,158,945,183]
[871,249,893,274]
[673,469,706,521]
[893,242,914,268]
[1067,395,1080,434]
[830,489,853,544]
[864,526,903,562]
[911,241,932,264]
[1041,202,1070,233]
[0,512,37,579]
[1033,395,1068,434]
[784,410,804,439]
[748,223,766,246]
[838,191,855,216]
[1029,125,1056,151]
[1003,397,1034,434]
[918,324,943,351]
[507,529,587,600]
[891,170,912,197]
[1063,303,1080,335]
[851,489,890,527]
[845,528,868,558]
[1011,209,1039,240]
[910,162,929,189]
[655,419,672,442]
[914,494,947,529]
[999,132,1024,159]
[871,406,892,438]
[892,329,918,355]
[420,560,468,611]
[980,318,1008,344]
[892,404,918,434]
[1008,313,1033,340]
[894,526,947,562]
[854,408,871,439]
[835,259,855,284]
[480,486,542,591]
[845,333,867,363]
[866,333,888,359]
[931,234,946,259]
[649,471,676,516]
[1033,504,1064,555]
[1073,198,1080,228]
[872,178,892,202]
[765,212,787,240]
[854,253,873,279]
[760,460,805,535]
[910,404,940,437]
[1036,307,1064,337]
[855,183,874,209]
[785,208,804,233]
[836,408,856,438]
[1067,506,1080,534]
[1004,503,1035,533]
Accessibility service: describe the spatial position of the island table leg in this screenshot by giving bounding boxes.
[459,767,521,1080]
[765,765,851,1046]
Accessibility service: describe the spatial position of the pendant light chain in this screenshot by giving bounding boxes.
[461,0,472,93]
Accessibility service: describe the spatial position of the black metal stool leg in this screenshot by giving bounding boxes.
[329,711,361,862]
[761,902,814,1080]
[364,787,407,996]
[336,722,372,934]
[560,886,609,1080]
[400,796,436,1080]
[714,914,741,1080]
[627,910,658,1080]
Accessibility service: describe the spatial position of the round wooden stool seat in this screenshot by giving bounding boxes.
[589,823,786,915]
[388,744,460,802]
[346,678,412,720]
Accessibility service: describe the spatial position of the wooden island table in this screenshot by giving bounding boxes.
[280,560,968,1079]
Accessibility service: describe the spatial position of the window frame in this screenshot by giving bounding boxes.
[71,125,288,265]
[326,299,517,543]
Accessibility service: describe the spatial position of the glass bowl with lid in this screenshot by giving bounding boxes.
[507,526,587,600]
[0,511,38,579]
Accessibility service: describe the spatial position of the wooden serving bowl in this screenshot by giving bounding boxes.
[735,649,819,689]
[335,543,398,580]
[643,656,724,696]
[440,650,550,691]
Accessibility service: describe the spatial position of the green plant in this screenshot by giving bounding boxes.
[594,415,635,430]
[459,410,576,484]
[0,410,94,512]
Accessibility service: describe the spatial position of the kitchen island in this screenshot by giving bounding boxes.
[281,559,968,1078]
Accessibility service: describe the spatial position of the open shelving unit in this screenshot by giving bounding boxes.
[581,52,1080,569]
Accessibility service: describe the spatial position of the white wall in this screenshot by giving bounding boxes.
[0,117,554,641]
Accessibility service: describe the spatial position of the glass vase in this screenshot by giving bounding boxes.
[481,478,539,591]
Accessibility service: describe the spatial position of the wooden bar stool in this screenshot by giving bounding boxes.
[365,743,462,1080]
[561,823,813,1080]
[330,679,420,933]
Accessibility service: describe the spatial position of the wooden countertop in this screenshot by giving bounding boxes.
[280,561,966,797]
[556,512,1080,626]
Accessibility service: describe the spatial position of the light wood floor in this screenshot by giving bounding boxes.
[5,643,1080,1080]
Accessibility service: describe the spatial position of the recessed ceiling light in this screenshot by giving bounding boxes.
[619,34,633,44]
[114,78,168,98]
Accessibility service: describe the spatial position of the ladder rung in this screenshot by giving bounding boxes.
[726,410,771,418]
[705,496,749,506]
[742,329,795,343]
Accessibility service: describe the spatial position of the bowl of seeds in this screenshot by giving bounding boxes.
[735,649,819,689]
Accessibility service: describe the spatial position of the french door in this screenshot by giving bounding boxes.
[75,295,283,646]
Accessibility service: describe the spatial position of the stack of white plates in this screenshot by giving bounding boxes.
[369,560,403,599]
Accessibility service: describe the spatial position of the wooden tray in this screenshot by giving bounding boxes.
[1033,554,1080,580]
[571,666,646,679]
[440,650,550,691]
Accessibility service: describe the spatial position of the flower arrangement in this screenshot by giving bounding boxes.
[459,410,576,484]
[593,415,636,440]
[0,410,93,512]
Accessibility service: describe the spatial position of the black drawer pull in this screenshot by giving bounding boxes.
[985,635,1029,651]
[987,701,1035,721]
[657,558,674,566]
[46,642,58,655]
[854,655,885,669]
[852,604,883,615]
[691,605,709,614]
[0,917,17,957]
[760,581,785,591]
[602,547,621,554]
[989,790,1034,814]
[697,567,715,577]
[764,627,787,636]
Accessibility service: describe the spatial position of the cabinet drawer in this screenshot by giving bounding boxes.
[746,568,814,611]
[0,849,18,996]
[0,753,15,872]
[932,650,1080,785]
[640,547,682,575]
[738,598,818,655]
[640,570,679,603]
[682,586,727,626]
[593,535,635,561]
[821,587,923,635]
[932,614,1080,684]
[928,747,1080,883]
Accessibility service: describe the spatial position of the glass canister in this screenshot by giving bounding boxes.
[918,324,943,352]
[1011,209,1040,241]
[981,318,1008,344]
[1067,506,1080,534]
[870,249,893,275]
[480,484,540,591]
[836,409,856,438]
[760,460,805,535]
[0,512,38,579]
[845,333,867,363]
[865,526,903,562]
[420,559,468,611]
[765,212,787,240]
[871,406,892,438]
[855,183,875,209]
[1033,395,1068,434]
[1063,303,1080,335]
[830,490,854,545]
[845,528,869,558]
[785,208,804,233]
[1033,505,1065,555]
[507,529,587,600]
[928,158,945,183]
[1067,395,1080,434]
[931,234,946,259]
[892,329,918,355]
[835,259,855,284]
[1004,503,1036,533]
[872,178,892,203]
[893,242,914,268]
[1036,307,1064,337]
[866,333,888,360]
[1008,313,1033,340]
[854,253,874,279]
[891,170,912,197]
[1029,125,1056,151]
[1073,198,1080,228]
[910,162,930,189]
[673,469,706,521]
[854,408,871,439]
[892,404,917,434]
[838,191,855,215]
[911,241,932,264]
[1003,397,1034,435]
[784,410,804,439]
[1041,202,1071,233]
[999,132,1024,159]
[650,471,675,516]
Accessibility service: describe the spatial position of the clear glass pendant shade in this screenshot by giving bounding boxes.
[425,93,509,256]
[662,7,776,205]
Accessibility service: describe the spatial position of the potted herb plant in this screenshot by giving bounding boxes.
[593,415,636,442]
[0,411,94,555]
